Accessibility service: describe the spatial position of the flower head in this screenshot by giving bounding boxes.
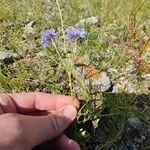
[66,28,87,40]
[41,29,57,48]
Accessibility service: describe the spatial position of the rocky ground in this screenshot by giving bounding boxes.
[0,17,149,149]
[0,1,150,149]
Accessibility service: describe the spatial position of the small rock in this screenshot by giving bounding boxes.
[75,16,98,27]
[128,117,142,130]
[0,51,13,64]
[24,21,35,35]
[0,51,21,65]
[92,72,111,92]
[86,16,98,25]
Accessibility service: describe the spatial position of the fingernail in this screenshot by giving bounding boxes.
[63,105,77,119]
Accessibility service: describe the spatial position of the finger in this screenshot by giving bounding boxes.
[18,105,77,149]
[33,134,80,150]
[7,92,80,113]
[55,134,80,150]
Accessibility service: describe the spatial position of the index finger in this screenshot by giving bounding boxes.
[9,92,80,113]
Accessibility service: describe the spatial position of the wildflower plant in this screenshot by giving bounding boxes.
[41,3,88,103]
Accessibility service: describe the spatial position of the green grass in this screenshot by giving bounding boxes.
[0,0,150,149]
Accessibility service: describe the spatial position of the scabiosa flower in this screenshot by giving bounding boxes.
[41,29,57,48]
[66,28,87,40]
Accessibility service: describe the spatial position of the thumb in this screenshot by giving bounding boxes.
[20,105,77,148]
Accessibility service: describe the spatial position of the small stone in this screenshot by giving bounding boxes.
[75,16,98,27]
[86,16,98,25]
[92,71,111,92]
[0,51,13,64]
[0,51,22,65]
[24,21,35,35]
[128,117,142,130]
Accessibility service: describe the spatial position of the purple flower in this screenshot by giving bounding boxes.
[41,29,57,48]
[66,28,87,40]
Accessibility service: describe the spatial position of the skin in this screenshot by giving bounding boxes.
[0,92,80,150]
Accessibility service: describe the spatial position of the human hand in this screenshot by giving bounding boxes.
[0,92,80,150]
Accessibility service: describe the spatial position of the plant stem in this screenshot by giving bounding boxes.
[55,0,66,49]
